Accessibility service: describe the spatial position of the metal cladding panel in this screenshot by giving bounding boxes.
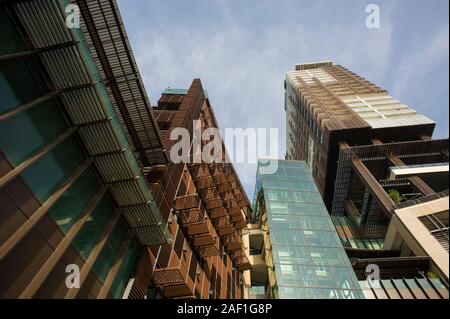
[109,178,151,206]
[366,114,436,129]
[94,150,136,182]
[122,204,160,228]
[133,225,167,246]
[41,46,91,87]
[14,0,71,48]
[79,122,122,154]
[61,86,108,124]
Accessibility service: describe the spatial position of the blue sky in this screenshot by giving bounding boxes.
[117,0,449,198]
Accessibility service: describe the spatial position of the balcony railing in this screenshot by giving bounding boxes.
[223,233,242,251]
[214,217,235,236]
[231,249,252,271]
[174,194,209,236]
[152,248,195,298]
[431,228,449,252]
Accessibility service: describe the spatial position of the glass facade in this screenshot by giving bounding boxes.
[255,160,364,299]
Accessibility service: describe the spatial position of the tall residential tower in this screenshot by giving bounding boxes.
[285,62,449,299]
[285,61,435,208]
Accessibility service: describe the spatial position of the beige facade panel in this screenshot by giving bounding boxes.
[385,196,449,280]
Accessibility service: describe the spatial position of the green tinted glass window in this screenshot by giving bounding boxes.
[276,264,359,290]
[0,99,67,165]
[271,215,333,231]
[0,10,28,55]
[309,247,350,267]
[273,245,310,264]
[0,56,48,106]
[0,71,20,112]
[73,197,115,260]
[92,221,126,282]
[48,168,99,234]
[109,242,141,299]
[21,137,85,202]
[279,287,360,299]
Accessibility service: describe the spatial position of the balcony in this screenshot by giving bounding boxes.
[199,187,220,200]
[204,198,223,210]
[233,192,247,202]
[174,194,200,210]
[152,247,195,298]
[209,206,227,219]
[194,176,215,190]
[174,195,220,258]
[190,233,215,246]
[213,174,234,185]
[220,191,236,203]
[222,199,238,210]
[188,163,211,178]
[232,249,252,271]
[174,194,210,236]
[230,211,245,222]
[223,233,242,251]
[217,183,232,193]
[228,207,242,216]
[233,220,247,229]
[199,239,220,258]
[214,217,235,236]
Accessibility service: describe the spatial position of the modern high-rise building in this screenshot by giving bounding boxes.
[285,62,449,299]
[0,0,250,299]
[285,61,436,209]
[243,160,364,299]
[144,81,252,299]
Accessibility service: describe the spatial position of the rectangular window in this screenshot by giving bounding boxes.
[21,137,85,202]
[72,196,116,259]
[92,221,126,282]
[0,56,48,110]
[109,241,141,299]
[48,168,99,233]
[0,98,67,166]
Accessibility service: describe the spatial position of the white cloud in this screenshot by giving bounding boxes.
[392,24,449,97]
[120,0,448,197]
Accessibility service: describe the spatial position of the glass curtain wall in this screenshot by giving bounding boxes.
[255,160,364,299]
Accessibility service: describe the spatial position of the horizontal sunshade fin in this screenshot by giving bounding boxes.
[132,225,167,246]
[79,122,123,155]
[40,46,91,88]
[122,204,160,228]
[94,150,137,183]
[61,86,109,124]
[109,178,152,206]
